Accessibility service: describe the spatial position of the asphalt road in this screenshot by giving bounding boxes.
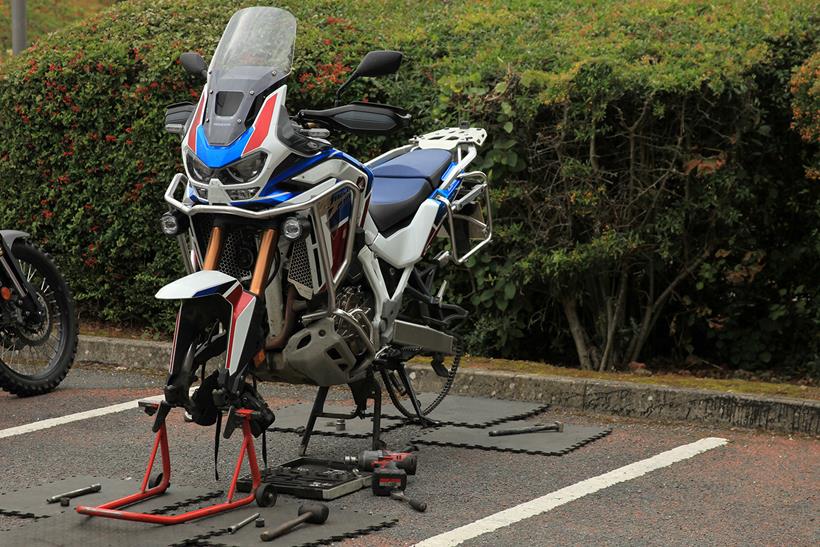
[0,363,816,546]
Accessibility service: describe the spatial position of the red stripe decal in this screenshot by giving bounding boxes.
[242,94,278,155]
[187,93,206,152]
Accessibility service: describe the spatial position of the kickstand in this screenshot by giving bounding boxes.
[395,366,438,428]
[298,375,384,456]
[371,378,383,450]
[299,386,329,456]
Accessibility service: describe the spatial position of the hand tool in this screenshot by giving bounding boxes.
[371,464,407,495]
[227,512,260,534]
[255,517,266,528]
[260,503,329,542]
[46,483,102,504]
[389,490,427,512]
[488,421,563,437]
[344,450,417,475]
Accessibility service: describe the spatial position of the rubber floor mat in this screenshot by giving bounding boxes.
[412,420,611,455]
[382,394,551,427]
[0,476,220,519]
[178,501,397,546]
[269,403,405,438]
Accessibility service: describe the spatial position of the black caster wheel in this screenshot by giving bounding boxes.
[255,483,277,507]
[148,472,165,489]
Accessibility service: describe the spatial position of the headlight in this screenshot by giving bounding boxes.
[225,152,267,184]
[186,152,214,183]
[159,210,188,236]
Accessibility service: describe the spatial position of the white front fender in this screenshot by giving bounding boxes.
[155,270,238,300]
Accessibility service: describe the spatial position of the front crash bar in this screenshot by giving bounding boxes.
[165,174,362,317]
[75,406,262,525]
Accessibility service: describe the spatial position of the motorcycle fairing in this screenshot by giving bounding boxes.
[157,270,259,388]
[203,6,296,146]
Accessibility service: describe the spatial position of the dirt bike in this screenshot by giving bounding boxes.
[0,230,78,396]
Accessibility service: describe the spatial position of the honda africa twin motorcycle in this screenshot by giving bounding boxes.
[75,7,491,525]
[159,7,491,452]
[0,230,78,395]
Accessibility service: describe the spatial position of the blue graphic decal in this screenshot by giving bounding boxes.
[195,126,254,168]
[194,281,236,298]
[257,148,374,201]
[440,161,458,183]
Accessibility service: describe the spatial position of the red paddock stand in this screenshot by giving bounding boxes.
[76,401,276,525]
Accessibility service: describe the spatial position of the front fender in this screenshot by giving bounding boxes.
[156,270,237,300]
[0,230,29,248]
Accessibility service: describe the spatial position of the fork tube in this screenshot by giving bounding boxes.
[250,228,279,296]
[203,226,224,270]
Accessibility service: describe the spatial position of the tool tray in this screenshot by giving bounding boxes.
[236,458,371,500]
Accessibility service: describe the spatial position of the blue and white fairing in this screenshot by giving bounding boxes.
[179,7,372,214]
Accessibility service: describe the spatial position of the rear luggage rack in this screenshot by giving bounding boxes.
[412,127,487,150]
[415,127,492,265]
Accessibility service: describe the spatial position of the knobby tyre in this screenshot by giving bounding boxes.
[0,240,78,396]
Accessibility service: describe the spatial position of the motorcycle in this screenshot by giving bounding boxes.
[159,6,492,453]
[0,230,78,396]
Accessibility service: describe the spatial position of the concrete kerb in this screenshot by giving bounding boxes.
[76,335,820,435]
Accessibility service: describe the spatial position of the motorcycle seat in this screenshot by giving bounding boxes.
[368,148,453,234]
[369,176,432,234]
[370,148,453,182]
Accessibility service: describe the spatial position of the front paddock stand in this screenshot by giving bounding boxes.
[76,403,273,525]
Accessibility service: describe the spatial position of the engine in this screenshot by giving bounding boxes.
[256,283,374,386]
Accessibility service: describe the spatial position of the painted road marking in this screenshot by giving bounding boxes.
[415,436,729,547]
[0,394,164,440]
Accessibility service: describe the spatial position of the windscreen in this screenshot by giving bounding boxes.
[211,7,297,74]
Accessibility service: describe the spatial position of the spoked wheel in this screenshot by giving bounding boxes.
[379,338,462,422]
[0,241,78,396]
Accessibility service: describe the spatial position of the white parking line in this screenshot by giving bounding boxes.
[415,436,728,547]
[0,394,164,440]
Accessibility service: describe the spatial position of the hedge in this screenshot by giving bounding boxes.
[0,0,817,375]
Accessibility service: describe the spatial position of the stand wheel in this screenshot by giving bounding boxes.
[148,472,165,489]
[255,483,277,507]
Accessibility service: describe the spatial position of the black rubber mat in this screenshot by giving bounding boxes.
[412,421,612,455]
[0,476,221,519]
[382,394,551,427]
[0,500,222,547]
[0,480,394,546]
[178,502,397,546]
[270,403,405,438]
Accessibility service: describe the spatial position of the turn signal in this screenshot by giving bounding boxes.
[1,287,11,301]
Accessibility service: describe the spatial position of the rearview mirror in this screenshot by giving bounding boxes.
[354,50,403,78]
[335,50,403,105]
[180,51,208,81]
